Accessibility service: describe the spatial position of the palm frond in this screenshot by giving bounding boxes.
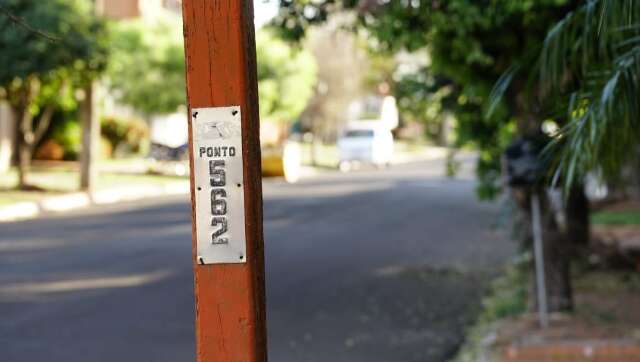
[547,43,640,189]
[486,64,519,119]
[536,0,640,191]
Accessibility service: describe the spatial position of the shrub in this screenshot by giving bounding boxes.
[50,118,82,160]
[35,140,65,161]
[100,136,113,159]
[101,116,150,157]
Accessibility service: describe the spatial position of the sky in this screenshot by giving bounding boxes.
[254,0,279,28]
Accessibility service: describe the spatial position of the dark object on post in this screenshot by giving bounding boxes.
[503,137,547,187]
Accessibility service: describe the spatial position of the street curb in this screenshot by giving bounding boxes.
[0,181,189,223]
[391,147,449,164]
[0,148,455,222]
[502,341,640,362]
[295,147,453,177]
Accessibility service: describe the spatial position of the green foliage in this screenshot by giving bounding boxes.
[537,0,640,190]
[481,261,529,321]
[357,1,577,197]
[273,0,579,198]
[101,116,149,157]
[0,0,107,121]
[0,0,106,113]
[256,29,317,123]
[450,258,529,362]
[0,0,108,186]
[106,15,185,115]
[107,21,317,125]
[51,118,82,159]
[0,0,108,86]
[394,69,446,140]
[271,0,357,42]
[591,210,640,226]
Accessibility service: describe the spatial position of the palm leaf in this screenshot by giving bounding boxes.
[536,0,640,191]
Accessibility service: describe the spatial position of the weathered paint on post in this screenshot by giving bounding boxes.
[181,1,267,361]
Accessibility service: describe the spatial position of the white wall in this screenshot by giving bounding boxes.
[150,112,188,148]
[0,103,15,172]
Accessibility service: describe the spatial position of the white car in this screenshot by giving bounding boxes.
[337,122,394,171]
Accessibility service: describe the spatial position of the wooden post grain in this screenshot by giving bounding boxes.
[181,1,267,361]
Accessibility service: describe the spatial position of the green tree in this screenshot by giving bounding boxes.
[273,0,579,193]
[0,0,107,189]
[107,14,185,116]
[394,69,459,145]
[272,0,584,311]
[107,23,316,132]
[534,0,640,190]
[256,29,317,125]
[488,2,640,304]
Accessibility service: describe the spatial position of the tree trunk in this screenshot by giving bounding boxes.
[13,105,34,190]
[12,78,40,190]
[80,82,98,191]
[539,195,574,312]
[310,134,319,167]
[566,185,590,248]
[310,118,321,167]
[17,138,32,189]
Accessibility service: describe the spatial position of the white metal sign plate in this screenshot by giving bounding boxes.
[192,106,246,264]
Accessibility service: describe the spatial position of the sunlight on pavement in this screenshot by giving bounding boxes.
[0,239,69,252]
[0,269,174,301]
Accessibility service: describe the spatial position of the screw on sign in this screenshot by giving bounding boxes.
[182,1,267,362]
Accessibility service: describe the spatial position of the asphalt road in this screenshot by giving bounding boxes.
[0,159,515,362]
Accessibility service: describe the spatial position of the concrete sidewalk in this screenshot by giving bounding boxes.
[0,181,189,222]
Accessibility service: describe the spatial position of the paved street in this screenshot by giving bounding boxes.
[0,158,515,362]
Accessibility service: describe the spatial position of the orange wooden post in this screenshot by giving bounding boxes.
[181,1,267,361]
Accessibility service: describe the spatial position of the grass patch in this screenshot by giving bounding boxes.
[480,263,529,321]
[0,164,187,206]
[592,210,640,225]
[0,190,60,206]
[574,270,640,294]
[449,258,529,362]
